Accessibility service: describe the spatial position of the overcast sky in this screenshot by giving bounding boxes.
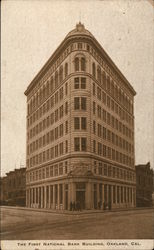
[1,0,154,176]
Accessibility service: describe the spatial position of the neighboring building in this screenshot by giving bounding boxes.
[0,168,26,206]
[136,162,153,207]
[25,22,136,210]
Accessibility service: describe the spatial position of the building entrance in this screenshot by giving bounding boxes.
[76,191,85,209]
[76,182,86,210]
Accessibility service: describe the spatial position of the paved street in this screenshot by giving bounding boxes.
[0,207,153,240]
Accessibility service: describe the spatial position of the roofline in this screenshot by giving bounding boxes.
[25,32,136,96]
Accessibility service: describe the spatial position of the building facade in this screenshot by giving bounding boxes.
[136,162,153,207]
[25,23,136,210]
[0,168,26,206]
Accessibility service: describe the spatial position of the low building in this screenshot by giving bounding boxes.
[136,162,153,207]
[0,168,26,206]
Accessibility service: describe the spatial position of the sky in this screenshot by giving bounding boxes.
[1,0,154,176]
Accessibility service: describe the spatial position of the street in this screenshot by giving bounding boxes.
[0,207,153,240]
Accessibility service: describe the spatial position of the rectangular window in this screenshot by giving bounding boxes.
[74,138,80,151]
[74,117,80,129]
[81,138,87,151]
[81,117,86,130]
[74,77,79,89]
[81,97,86,110]
[65,140,68,153]
[93,140,96,153]
[81,78,86,89]
[74,97,80,110]
[65,121,68,134]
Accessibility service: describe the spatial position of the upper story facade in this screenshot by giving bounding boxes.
[25,23,136,185]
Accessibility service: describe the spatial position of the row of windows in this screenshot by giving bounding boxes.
[27,161,68,183]
[93,103,133,140]
[28,121,68,154]
[93,141,134,167]
[28,103,68,140]
[93,161,135,181]
[93,84,133,126]
[28,83,68,127]
[74,97,87,110]
[28,63,68,115]
[27,141,68,168]
[93,122,133,154]
[92,64,133,114]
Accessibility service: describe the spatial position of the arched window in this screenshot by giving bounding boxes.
[65,63,68,77]
[55,71,58,88]
[97,66,101,83]
[81,57,86,71]
[92,62,96,78]
[59,65,63,83]
[75,57,79,71]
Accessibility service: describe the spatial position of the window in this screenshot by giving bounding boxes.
[65,121,68,134]
[74,137,87,151]
[93,102,96,114]
[81,97,86,110]
[74,77,86,89]
[81,117,86,130]
[74,78,79,89]
[59,66,63,83]
[65,102,68,114]
[92,63,96,77]
[75,57,79,71]
[81,57,86,71]
[93,83,95,95]
[65,63,68,77]
[74,97,86,110]
[97,66,101,83]
[81,78,86,89]
[93,140,96,153]
[74,117,80,129]
[65,140,68,153]
[93,120,96,134]
[74,138,80,151]
[55,71,58,87]
[65,82,68,95]
[81,138,87,151]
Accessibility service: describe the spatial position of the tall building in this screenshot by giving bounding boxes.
[136,162,153,207]
[25,23,136,210]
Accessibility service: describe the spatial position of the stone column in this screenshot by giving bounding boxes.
[44,185,47,208]
[62,183,65,210]
[86,182,92,209]
[111,185,113,205]
[102,184,104,209]
[41,186,43,208]
[34,187,36,207]
[106,185,109,204]
[48,185,51,209]
[53,185,56,209]
[119,186,121,205]
[97,183,99,207]
[57,184,60,210]
[31,188,33,208]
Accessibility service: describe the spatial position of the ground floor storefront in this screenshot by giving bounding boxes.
[26,177,136,210]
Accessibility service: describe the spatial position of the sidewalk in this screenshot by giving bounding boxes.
[1,205,153,215]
